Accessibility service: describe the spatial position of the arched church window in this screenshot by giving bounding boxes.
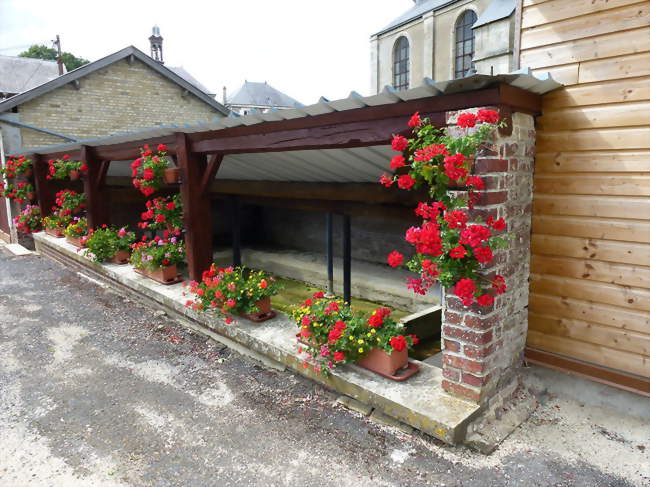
[393,36,410,91]
[454,10,477,79]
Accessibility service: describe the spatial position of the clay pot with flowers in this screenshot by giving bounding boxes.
[186,265,282,323]
[1,155,32,180]
[42,214,70,237]
[380,109,511,307]
[46,155,87,180]
[131,144,177,196]
[53,189,86,217]
[130,235,185,284]
[290,293,419,380]
[63,217,90,248]
[84,226,136,264]
[13,205,41,234]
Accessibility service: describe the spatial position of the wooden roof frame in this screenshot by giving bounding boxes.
[28,83,542,281]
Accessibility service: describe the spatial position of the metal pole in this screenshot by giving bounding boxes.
[231,195,241,267]
[326,212,334,297]
[342,214,351,304]
[0,128,18,243]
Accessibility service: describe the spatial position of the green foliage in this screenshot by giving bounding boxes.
[84,226,135,263]
[63,217,88,239]
[130,237,185,271]
[42,213,71,230]
[187,265,283,316]
[19,44,89,71]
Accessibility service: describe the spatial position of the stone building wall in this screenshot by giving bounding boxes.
[17,58,223,150]
[370,0,515,93]
[440,109,535,404]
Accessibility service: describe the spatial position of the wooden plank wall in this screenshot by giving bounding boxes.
[519,0,650,381]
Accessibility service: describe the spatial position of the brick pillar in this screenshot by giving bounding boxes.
[441,109,535,404]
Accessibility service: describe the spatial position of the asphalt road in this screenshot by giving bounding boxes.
[0,246,645,486]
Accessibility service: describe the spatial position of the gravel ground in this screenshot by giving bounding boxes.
[0,246,648,486]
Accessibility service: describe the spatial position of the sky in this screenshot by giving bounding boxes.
[0,0,414,105]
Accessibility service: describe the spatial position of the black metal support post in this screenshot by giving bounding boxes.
[342,214,351,304]
[230,195,241,267]
[326,212,334,296]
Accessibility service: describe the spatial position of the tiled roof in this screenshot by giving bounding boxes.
[227,81,302,108]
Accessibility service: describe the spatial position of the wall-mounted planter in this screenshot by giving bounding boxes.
[135,264,183,285]
[110,250,130,265]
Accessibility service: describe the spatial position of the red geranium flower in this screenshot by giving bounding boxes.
[486,216,506,231]
[457,112,477,128]
[387,250,404,268]
[379,173,394,187]
[407,112,421,128]
[473,245,493,264]
[449,245,467,259]
[477,109,499,124]
[397,174,416,190]
[477,294,494,306]
[391,134,408,152]
[389,335,407,352]
[333,351,345,362]
[390,155,405,170]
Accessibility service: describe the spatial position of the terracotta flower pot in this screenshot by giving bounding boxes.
[110,249,130,265]
[45,227,65,238]
[27,192,35,201]
[239,296,276,322]
[163,167,180,184]
[357,347,420,381]
[69,170,80,181]
[66,235,87,248]
[136,264,181,284]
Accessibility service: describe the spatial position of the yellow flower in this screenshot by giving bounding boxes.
[376,338,380,342]
[370,329,376,334]
[357,339,364,344]
[358,348,364,353]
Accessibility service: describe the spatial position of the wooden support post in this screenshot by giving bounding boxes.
[176,132,212,281]
[230,195,241,267]
[81,146,109,229]
[201,154,224,196]
[342,214,351,304]
[32,154,55,217]
[326,212,334,297]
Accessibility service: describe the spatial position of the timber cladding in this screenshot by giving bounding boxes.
[520,0,650,386]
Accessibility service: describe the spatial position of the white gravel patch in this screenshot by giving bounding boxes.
[47,325,88,364]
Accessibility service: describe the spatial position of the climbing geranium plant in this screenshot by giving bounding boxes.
[381,110,509,307]
[131,144,170,197]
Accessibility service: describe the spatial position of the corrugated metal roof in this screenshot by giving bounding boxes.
[18,71,562,184]
[0,55,62,96]
[227,81,303,108]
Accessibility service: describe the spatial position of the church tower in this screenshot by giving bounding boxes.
[149,25,164,64]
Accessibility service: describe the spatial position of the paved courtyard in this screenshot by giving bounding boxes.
[0,245,648,486]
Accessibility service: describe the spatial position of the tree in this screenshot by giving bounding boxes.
[19,44,89,72]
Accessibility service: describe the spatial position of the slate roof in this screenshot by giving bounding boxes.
[373,0,454,36]
[168,66,215,97]
[227,81,302,109]
[0,46,229,115]
[473,0,517,28]
[0,55,62,96]
[373,0,516,36]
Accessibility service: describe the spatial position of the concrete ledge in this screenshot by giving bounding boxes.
[34,232,480,445]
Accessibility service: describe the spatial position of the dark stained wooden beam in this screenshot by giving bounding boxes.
[32,154,55,217]
[201,154,224,196]
[191,113,444,154]
[97,160,111,189]
[176,132,212,281]
[81,145,109,229]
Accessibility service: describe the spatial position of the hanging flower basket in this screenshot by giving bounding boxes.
[163,167,180,184]
[0,155,32,180]
[69,169,80,181]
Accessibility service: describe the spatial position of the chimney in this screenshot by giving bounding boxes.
[222,86,227,105]
[149,25,164,64]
